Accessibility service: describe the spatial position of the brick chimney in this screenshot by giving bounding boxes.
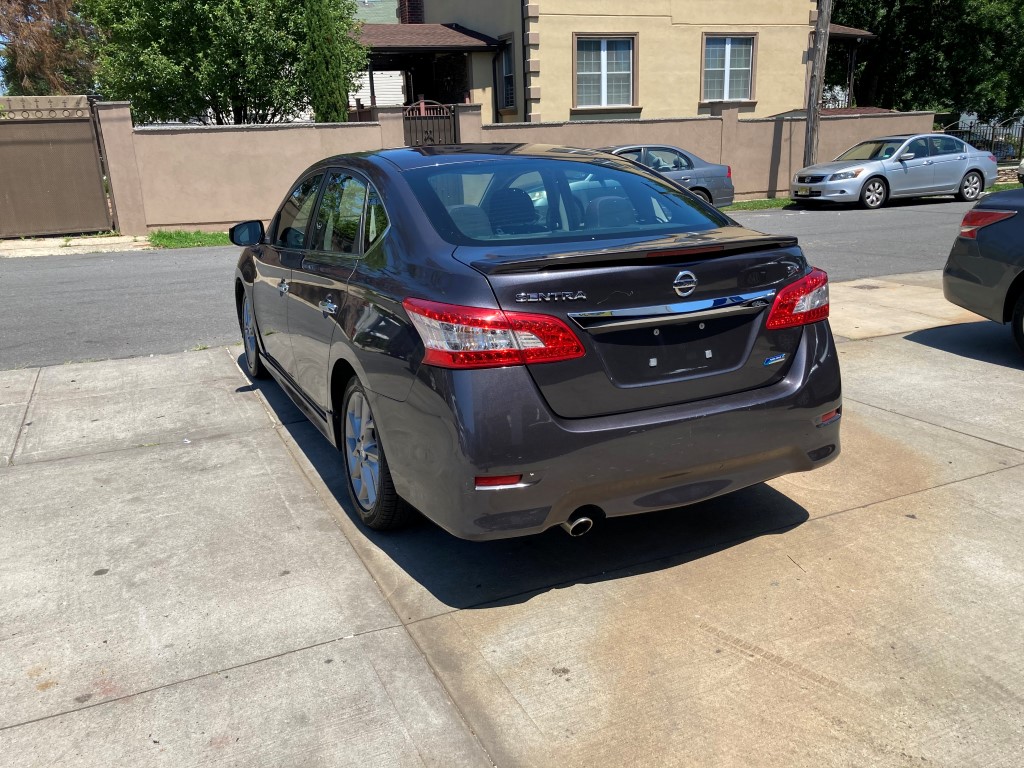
[398,0,424,23]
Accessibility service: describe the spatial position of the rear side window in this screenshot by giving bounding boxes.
[311,172,367,254]
[405,157,730,246]
[930,136,962,156]
[274,174,322,249]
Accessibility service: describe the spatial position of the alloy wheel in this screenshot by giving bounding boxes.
[862,179,886,209]
[242,293,258,367]
[962,172,982,201]
[344,391,381,511]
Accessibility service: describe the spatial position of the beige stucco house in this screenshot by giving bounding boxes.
[398,0,824,123]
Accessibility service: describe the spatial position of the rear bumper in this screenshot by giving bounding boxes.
[942,238,1015,323]
[373,321,842,540]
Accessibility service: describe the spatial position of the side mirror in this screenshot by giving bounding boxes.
[898,152,916,161]
[230,220,265,247]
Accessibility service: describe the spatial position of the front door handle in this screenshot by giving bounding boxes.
[278,279,289,295]
[319,298,338,316]
[924,160,934,165]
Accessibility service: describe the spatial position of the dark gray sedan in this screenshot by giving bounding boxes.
[231,144,840,540]
[604,144,735,207]
[943,188,1024,355]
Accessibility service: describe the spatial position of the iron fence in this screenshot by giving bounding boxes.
[943,118,1023,163]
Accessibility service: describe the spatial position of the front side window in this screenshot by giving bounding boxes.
[576,37,634,107]
[311,172,367,254]
[703,36,753,101]
[274,174,323,249]
[906,137,930,158]
[501,44,515,108]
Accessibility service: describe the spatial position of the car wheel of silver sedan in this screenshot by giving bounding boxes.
[859,177,888,209]
[956,171,983,202]
[342,378,412,530]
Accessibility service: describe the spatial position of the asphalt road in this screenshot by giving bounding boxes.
[0,198,972,370]
[0,246,240,370]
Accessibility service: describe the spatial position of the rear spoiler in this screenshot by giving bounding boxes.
[466,233,800,274]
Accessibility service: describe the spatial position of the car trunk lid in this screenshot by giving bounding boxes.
[454,228,812,418]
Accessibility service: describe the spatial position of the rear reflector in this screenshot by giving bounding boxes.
[958,209,1016,239]
[765,268,830,330]
[475,474,523,488]
[818,408,841,425]
[403,298,585,369]
[726,165,732,179]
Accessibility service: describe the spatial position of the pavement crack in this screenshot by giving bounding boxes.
[0,625,402,734]
[7,367,40,465]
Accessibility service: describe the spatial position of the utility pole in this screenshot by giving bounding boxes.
[804,0,834,167]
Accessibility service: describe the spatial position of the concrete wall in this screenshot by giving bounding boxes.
[96,103,390,234]
[96,101,934,234]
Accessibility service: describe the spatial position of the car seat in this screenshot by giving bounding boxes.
[584,196,636,229]
[448,204,492,238]
[484,188,542,234]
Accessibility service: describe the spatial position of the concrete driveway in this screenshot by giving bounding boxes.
[2,271,1022,766]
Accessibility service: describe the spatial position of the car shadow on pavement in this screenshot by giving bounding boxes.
[905,321,1024,369]
[245,359,810,610]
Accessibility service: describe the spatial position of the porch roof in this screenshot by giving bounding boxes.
[359,23,499,53]
[828,23,876,41]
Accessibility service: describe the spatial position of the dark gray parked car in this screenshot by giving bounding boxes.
[231,144,841,540]
[604,144,735,207]
[943,188,1024,354]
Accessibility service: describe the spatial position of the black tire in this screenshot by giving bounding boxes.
[691,188,712,204]
[859,177,888,209]
[1012,291,1024,357]
[341,378,413,531]
[238,286,268,379]
[956,171,984,202]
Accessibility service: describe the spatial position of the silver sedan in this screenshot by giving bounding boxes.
[791,133,998,209]
[604,144,735,207]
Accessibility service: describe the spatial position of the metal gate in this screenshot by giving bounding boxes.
[0,95,112,238]
[402,100,459,146]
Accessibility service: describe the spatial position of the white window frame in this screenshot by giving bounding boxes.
[703,35,754,102]
[575,36,635,108]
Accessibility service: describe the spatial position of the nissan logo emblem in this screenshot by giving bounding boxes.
[673,270,698,297]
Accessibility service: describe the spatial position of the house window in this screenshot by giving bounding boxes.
[501,44,515,108]
[575,37,634,107]
[703,36,754,101]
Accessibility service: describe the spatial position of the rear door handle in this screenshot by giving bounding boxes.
[278,279,289,295]
[680,177,691,182]
[318,297,338,316]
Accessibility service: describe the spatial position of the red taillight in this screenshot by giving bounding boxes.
[402,298,585,369]
[726,165,732,179]
[988,154,998,164]
[958,209,1016,240]
[766,268,830,330]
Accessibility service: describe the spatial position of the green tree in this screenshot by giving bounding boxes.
[303,0,367,122]
[82,0,366,124]
[0,1,96,95]
[830,0,1023,119]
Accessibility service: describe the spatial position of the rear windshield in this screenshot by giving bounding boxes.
[835,139,906,162]
[404,157,731,246]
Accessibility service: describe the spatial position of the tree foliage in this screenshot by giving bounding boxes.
[0,1,96,95]
[82,0,367,124]
[831,0,1024,119]
[302,0,367,123]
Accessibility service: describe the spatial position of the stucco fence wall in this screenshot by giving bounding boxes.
[96,101,934,235]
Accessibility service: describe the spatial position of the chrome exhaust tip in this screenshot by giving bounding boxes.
[560,516,594,537]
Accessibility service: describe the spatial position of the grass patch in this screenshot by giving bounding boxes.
[988,182,1021,194]
[150,230,231,249]
[721,198,796,212]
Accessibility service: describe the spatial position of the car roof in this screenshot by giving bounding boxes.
[345,143,618,171]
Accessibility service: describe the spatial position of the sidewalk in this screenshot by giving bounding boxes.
[0,235,151,258]
[1,272,1022,766]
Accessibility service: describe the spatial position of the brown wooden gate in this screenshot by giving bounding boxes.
[402,100,459,146]
[0,95,112,238]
